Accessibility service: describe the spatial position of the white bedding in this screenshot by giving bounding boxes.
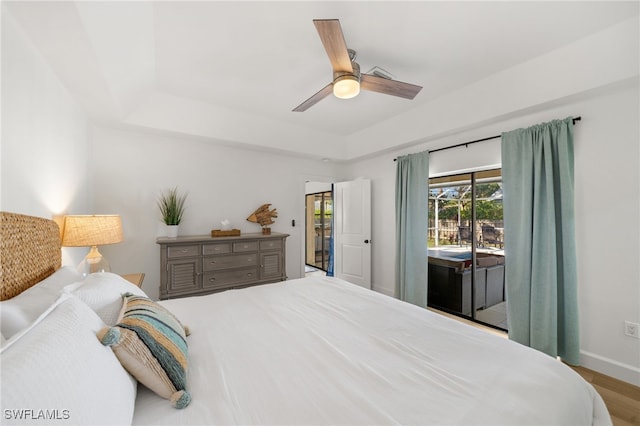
[133,276,610,425]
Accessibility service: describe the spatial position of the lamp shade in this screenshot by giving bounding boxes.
[61,215,123,247]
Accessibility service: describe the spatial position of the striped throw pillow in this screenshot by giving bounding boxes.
[98,293,191,408]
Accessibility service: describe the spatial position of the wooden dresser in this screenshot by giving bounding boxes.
[157,232,288,300]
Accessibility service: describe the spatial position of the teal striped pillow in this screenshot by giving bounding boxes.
[98,293,191,409]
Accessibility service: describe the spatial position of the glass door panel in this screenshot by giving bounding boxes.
[305,191,332,271]
[428,169,507,331]
[474,176,506,330]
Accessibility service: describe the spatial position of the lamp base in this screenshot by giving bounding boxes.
[77,246,111,277]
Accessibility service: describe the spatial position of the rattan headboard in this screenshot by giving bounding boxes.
[0,212,62,301]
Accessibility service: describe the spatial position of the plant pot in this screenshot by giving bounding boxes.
[167,225,179,238]
[262,227,271,235]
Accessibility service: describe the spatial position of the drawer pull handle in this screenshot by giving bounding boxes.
[247,273,253,277]
[181,249,189,253]
[210,261,216,264]
[209,278,216,282]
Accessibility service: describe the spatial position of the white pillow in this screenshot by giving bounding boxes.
[66,272,148,325]
[0,295,137,426]
[0,266,82,338]
[33,265,82,292]
[1,293,72,353]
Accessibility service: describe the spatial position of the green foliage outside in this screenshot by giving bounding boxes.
[429,183,502,221]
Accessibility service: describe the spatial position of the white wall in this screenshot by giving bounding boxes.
[306,181,332,195]
[89,125,345,300]
[346,80,640,385]
[1,7,91,266]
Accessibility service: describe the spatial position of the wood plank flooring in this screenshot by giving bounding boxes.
[429,308,640,425]
[571,365,640,426]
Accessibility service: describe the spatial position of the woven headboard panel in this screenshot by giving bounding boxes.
[0,212,62,301]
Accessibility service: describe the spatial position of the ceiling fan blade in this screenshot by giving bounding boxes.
[361,74,422,100]
[292,83,333,112]
[313,19,353,73]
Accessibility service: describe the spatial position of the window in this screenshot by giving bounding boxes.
[428,169,507,331]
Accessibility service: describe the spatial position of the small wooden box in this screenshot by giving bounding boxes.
[211,229,241,237]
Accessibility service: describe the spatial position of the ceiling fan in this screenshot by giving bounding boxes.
[293,19,423,112]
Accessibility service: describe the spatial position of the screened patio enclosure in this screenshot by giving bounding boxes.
[429,170,503,249]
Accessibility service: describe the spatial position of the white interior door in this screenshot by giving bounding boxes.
[334,179,371,289]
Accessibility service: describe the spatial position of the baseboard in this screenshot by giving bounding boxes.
[580,350,640,387]
[373,286,395,298]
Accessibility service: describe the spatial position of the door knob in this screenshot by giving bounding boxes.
[364,239,370,244]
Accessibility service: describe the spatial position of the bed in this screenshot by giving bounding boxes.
[0,212,611,425]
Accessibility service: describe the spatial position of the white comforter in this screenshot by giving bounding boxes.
[133,276,610,425]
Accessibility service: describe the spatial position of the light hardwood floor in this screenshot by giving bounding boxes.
[571,365,640,426]
[429,308,640,425]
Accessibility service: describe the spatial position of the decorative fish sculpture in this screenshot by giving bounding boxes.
[247,204,278,227]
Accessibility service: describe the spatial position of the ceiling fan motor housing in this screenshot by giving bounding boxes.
[333,60,360,81]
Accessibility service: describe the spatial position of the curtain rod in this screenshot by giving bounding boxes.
[393,116,581,161]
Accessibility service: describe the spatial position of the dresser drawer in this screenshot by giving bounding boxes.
[203,243,231,255]
[167,245,200,259]
[203,253,257,271]
[233,241,258,252]
[203,268,258,289]
[260,239,282,250]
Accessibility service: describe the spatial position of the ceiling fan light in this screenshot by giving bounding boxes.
[333,75,360,99]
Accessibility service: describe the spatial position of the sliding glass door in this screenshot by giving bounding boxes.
[427,169,507,331]
[305,191,333,272]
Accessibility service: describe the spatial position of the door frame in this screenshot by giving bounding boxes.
[299,175,337,279]
[305,190,333,272]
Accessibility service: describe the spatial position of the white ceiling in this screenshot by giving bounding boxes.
[5,1,639,158]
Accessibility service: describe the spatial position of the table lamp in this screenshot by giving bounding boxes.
[61,215,123,276]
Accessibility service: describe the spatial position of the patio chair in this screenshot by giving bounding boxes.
[458,226,472,246]
[481,225,503,248]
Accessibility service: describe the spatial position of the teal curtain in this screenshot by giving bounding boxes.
[395,151,429,307]
[501,117,579,364]
[326,189,334,277]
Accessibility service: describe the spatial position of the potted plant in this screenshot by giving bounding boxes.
[157,187,188,237]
